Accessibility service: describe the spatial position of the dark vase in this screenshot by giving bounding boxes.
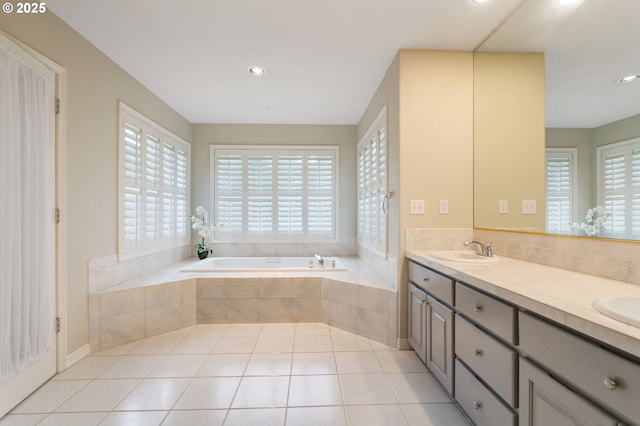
[198,250,209,260]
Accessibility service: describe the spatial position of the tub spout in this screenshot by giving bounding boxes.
[315,254,324,267]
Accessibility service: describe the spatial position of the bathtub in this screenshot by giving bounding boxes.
[180,256,346,272]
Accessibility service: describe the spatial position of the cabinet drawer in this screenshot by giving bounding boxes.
[520,312,640,424]
[455,359,517,426]
[409,261,453,305]
[455,282,516,344]
[455,314,518,407]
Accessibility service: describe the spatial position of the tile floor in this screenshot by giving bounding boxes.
[0,323,470,426]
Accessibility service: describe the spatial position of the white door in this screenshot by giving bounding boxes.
[0,33,57,417]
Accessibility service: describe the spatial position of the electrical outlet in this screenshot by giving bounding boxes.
[410,200,424,215]
[522,199,537,215]
[439,199,449,214]
[499,199,508,214]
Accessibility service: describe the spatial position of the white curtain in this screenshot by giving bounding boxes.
[0,43,54,384]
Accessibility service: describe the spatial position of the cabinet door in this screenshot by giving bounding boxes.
[520,359,619,426]
[408,283,427,363]
[426,295,454,394]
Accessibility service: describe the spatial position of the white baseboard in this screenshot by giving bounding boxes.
[63,344,91,371]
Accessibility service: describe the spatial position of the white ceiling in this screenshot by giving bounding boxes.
[47,0,639,127]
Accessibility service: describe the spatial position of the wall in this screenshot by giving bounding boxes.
[474,52,545,231]
[0,12,192,356]
[191,124,358,257]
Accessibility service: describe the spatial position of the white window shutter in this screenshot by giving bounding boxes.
[545,149,575,234]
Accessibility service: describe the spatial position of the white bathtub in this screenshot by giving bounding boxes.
[180,256,346,272]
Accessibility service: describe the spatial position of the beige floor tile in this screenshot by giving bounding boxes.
[11,380,90,413]
[288,375,342,406]
[375,350,428,373]
[334,351,382,374]
[285,406,346,426]
[344,404,409,426]
[98,410,168,426]
[261,323,296,336]
[245,353,293,376]
[98,354,165,378]
[386,372,451,403]
[212,336,257,353]
[224,408,285,426]
[225,323,263,336]
[196,353,250,377]
[161,409,227,426]
[331,334,373,352]
[50,356,121,380]
[171,336,220,354]
[231,376,290,408]
[55,379,140,412]
[291,352,337,375]
[147,354,207,377]
[188,324,229,337]
[339,374,398,405]
[0,414,47,425]
[38,412,108,426]
[400,403,470,426]
[295,323,330,336]
[128,337,182,354]
[254,335,295,353]
[293,335,333,352]
[115,378,190,410]
[90,340,142,356]
[174,377,241,409]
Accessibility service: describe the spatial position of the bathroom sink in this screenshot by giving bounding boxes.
[593,295,640,328]
[430,250,499,264]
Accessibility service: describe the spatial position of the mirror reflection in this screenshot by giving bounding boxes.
[476,0,640,240]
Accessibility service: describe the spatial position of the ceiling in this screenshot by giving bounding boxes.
[47,0,639,127]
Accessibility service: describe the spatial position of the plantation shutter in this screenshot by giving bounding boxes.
[212,146,338,241]
[119,103,190,260]
[602,150,626,236]
[545,149,575,234]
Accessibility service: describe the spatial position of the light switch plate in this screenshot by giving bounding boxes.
[439,199,449,214]
[499,199,508,214]
[522,199,537,215]
[410,200,424,215]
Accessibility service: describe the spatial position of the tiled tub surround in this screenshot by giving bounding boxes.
[405,250,640,358]
[89,258,397,352]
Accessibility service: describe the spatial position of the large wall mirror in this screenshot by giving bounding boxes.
[474,0,640,241]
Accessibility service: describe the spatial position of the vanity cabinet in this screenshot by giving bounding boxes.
[408,261,455,394]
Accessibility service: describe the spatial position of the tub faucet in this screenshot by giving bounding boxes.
[463,240,494,257]
[315,254,324,267]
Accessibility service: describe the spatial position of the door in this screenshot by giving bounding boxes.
[426,295,454,394]
[408,283,427,362]
[0,33,57,417]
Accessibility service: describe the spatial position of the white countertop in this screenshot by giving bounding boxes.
[406,250,640,359]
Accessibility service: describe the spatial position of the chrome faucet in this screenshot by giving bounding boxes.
[463,240,494,257]
[315,254,325,267]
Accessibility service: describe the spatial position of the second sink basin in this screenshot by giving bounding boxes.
[430,250,499,264]
[593,295,640,328]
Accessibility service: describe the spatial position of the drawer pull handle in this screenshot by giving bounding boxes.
[473,304,483,312]
[604,377,617,390]
[473,401,482,410]
[423,277,431,282]
[474,349,483,357]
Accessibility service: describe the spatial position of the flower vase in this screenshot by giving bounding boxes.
[198,250,209,260]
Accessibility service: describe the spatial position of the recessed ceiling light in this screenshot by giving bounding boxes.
[470,0,492,4]
[248,66,266,76]
[617,74,640,84]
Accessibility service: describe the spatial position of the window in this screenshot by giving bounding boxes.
[545,148,576,234]
[358,106,388,254]
[211,145,338,241]
[118,103,190,259]
[597,137,640,239]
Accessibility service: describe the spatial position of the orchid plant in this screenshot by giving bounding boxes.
[190,206,221,255]
[572,205,611,237]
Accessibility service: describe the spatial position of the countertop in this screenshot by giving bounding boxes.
[406,250,640,360]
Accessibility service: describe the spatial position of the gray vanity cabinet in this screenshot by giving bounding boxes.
[519,359,619,426]
[408,261,455,394]
[408,283,427,363]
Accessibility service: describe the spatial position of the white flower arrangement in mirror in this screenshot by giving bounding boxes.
[572,205,611,237]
